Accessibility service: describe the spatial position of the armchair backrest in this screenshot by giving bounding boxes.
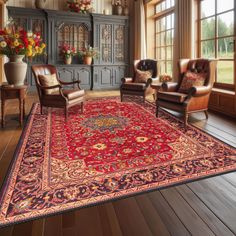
[31,64,59,98]
[178,58,217,89]
[134,59,158,78]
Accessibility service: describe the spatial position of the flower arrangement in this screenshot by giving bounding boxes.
[80,45,98,58]
[59,43,76,59]
[67,0,93,14]
[159,74,172,82]
[0,25,46,58]
[113,0,122,6]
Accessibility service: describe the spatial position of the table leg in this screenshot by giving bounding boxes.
[19,99,23,126]
[1,99,5,128]
[23,99,25,118]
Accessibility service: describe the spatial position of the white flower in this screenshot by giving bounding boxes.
[67,50,71,54]
[27,31,33,37]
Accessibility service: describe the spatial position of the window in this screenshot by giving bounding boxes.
[155,0,175,75]
[199,0,235,89]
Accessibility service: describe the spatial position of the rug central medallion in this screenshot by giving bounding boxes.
[81,114,128,132]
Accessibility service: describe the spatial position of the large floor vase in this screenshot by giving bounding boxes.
[4,55,27,86]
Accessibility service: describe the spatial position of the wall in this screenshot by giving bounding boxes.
[6,0,116,14]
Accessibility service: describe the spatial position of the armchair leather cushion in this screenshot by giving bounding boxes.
[38,74,59,95]
[134,69,152,83]
[62,89,85,100]
[178,71,206,93]
[121,83,146,91]
[157,91,188,103]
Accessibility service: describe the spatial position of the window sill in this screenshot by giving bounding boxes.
[212,88,235,96]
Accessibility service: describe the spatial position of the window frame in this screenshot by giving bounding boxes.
[197,0,236,91]
[154,0,175,75]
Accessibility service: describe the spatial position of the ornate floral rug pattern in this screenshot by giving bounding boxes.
[0,97,235,227]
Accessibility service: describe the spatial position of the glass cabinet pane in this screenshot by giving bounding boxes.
[100,24,112,63]
[57,23,89,61]
[114,25,125,63]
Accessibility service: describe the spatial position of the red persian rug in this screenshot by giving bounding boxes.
[0,97,236,227]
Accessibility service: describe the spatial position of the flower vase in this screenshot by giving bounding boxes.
[115,5,123,15]
[83,56,92,65]
[4,55,27,86]
[64,56,72,65]
[35,0,47,9]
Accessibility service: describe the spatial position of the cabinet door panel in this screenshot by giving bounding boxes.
[100,67,112,86]
[113,66,126,87]
[75,68,91,90]
[57,67,74,88]
[99,24,113,64]
[114,25,125,64]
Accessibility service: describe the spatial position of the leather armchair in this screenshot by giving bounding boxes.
[156,58,218,129]
[32,64,85,120]
[120,59,159,102]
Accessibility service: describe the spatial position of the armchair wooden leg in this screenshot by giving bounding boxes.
[184,113,189,131]
[156,106,159,117]
[153,93,156,101]
[120,93,123,102]
[40,104,43,115]
[81,102,84,113]
[143,96,145,103]
[204,110,208,119]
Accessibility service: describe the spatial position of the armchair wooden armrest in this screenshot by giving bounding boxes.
[189,86,211,97]
[150,77,159,83]
[162,82,178,92]
[121,77,133,84]
[59,80,81,85]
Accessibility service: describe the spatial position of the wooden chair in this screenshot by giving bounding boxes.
[156,58,218,129]
[32,64,85,119]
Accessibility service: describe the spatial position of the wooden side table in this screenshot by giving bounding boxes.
[1,84,28,127]
[151,82,162,101]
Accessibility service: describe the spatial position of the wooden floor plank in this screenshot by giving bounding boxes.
[161,188,215,236]
[97,205,115,236]
[62,211,76,230]
[135,194,171,236]
[0,226,14,236]
[222,172,236,188]
[188,176,236,234]
[113,197,153,236]
[74,206,103,236]
[43,215,62,236]
[148,191,190,236]
[176,184,235,236]
[12,221,33,236]
[31,219,45,236]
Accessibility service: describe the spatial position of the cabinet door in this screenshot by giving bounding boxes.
[57,67,74,88]
[93,66,113,89]
[74,67,91,90]
[99,24,113,64]
[114,25,126,64]
[100,67,113,87]
[113,66,126,88]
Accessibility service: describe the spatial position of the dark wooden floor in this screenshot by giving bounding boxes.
[0,91,236,236]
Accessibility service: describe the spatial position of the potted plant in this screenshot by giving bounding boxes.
[80,45,98,65]
[0,19,46,86]
[59,43,76,65]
